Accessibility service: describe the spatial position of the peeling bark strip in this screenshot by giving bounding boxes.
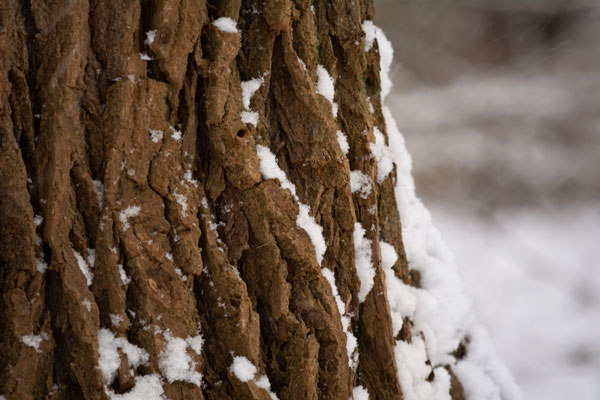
[0,1,521,400]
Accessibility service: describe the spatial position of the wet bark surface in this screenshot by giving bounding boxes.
[0,1,464,399]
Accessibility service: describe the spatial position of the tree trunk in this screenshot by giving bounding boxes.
[0,1,518,399]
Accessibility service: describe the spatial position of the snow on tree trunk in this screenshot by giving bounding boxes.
[0,1,520,399]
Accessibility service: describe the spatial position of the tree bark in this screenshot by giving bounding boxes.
[0,1,469,399]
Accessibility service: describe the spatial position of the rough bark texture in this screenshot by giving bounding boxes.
[0,1,465,399]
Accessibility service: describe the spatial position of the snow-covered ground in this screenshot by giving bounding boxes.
[429,204,600,399]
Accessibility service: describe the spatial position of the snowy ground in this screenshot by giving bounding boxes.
[377,1,600,397]
[429,204,600,399]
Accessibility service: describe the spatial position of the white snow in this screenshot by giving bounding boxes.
[350,170,372,200]
[352,385,370,400]
[256,145,326,265]
[98,328,149,386]
[213,17,239,34]
[73,249,93,286]
[119,206,140,232]
[380,240,418,336]
[322,268,358,368]
[118,264,131,285]
[158,331,203,386]
[353,223,375,302]
[36,256,48,273]
[336,130,349,155]
[230,356,256,382]
[395,336,452,400]
[296,204,327,265]
[93,180,104,209]
[367,21,523,399]
[370,127,394,183]
[316,65,339,117]
[83,299,91,312]
[21,333,47,352]
[169,126,183,142]
[230,356,279,399]
[139,52,152,61]
[241,77,264,127]
[108,374,166,400]
[144,30,157,46]
[362,20,377,52]
[34,214,43,227]
[149,129,163,143]
[110,313,123,327]
[173,190,188,216]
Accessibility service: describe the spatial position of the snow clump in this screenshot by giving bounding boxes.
[213,17,239,34]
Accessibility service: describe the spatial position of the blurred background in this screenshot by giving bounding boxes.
[374,0,600,398]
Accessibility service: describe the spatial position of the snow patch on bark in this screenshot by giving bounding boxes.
[21,333,47,352]
[353,222,375,302]
[98,328,149,386]
[350,170,372,199]
[158,331,203,386]
[107,374,166,400]
[230,356,279,399]
[73,249,93,286]
[316,65,338,117]
[119,206,140,232]
[241,77,264,126]
[352,385,370,400]
[213,17,239,34]
[336,131,350,155]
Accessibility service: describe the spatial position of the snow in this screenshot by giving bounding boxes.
[98,328,149,386]
[316,65,338,117]
[93,180,104,209]
[230,356,279,399]
[213,17,239,34]
[241,77,264,127]
[350,170,372,200]
[36,256,47,274]
[110,313,123,327]
[230,356,256,382]
[353,223,375,303]
[395,336,452,400]
[380,240,418,336]
[21,333,47,352]
[256,145,326,265]
[296,204,327,265]
[352,385,370,400]
[173,190,188,216]
[139,52,152,61]
[362,20,377,52]
[367,21,523,399]
[149,129,163,143]
[158,331,203,386]
[169,125,183,142]
[118,264,131,285]
[73,249,93,286]
[322,268,358,368]
[83,299,91,312]
[34,214,43,226]
[144,30,157,46]
[370,127,394,183]
[336,130,349,155]
[119,206,140,232]
[108,374,166,400]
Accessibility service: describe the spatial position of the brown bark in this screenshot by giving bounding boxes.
[0,1,464,399]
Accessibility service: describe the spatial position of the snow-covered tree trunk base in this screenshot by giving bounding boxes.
[0,1,520,399]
